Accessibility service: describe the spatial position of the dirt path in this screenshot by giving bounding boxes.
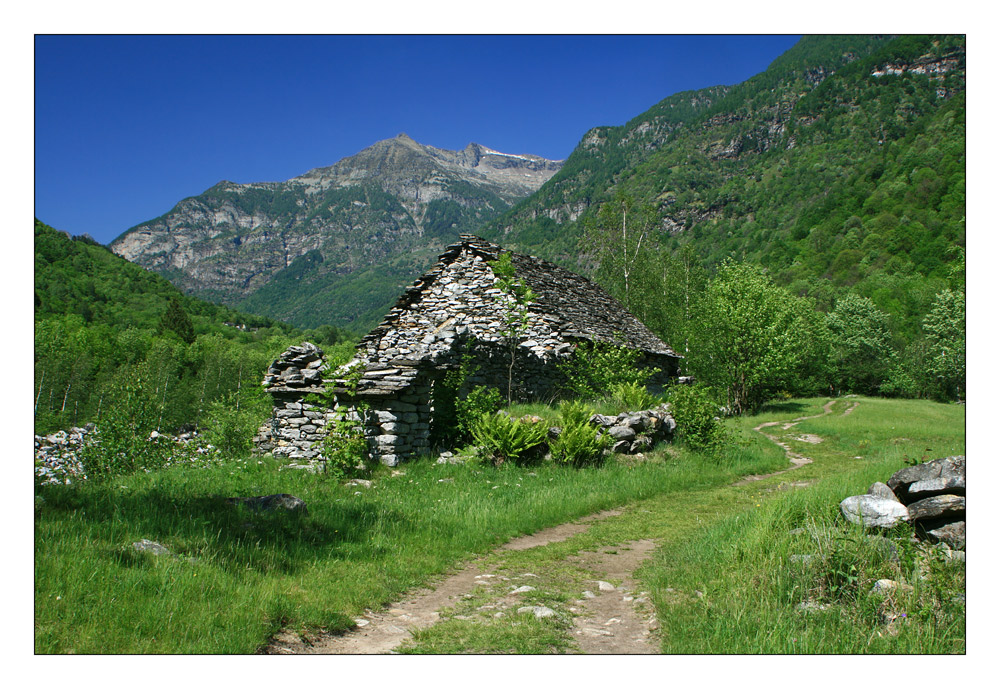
[733,398,856,486]
[263,509,623,654]
[565,539,660,653]
[265,399,857,655]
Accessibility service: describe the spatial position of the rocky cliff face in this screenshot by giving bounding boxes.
[110,134,561,329]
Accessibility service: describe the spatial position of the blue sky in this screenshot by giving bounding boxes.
[35,35,801,244]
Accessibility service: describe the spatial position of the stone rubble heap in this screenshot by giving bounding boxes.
[34,426,93,485]
[34,425,211,485]
[585,405,677,454]
[840,455,965,549]
[254,342,333,461]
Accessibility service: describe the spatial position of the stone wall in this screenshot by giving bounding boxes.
[254,342,332,461]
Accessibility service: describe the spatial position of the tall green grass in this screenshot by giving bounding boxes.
[641,396,965,653]
[35,432,781,654]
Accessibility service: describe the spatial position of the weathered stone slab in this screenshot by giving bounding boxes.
[226,494,307,514]
[887,456,965,502]
[840,494,910,528]
[907,494,965,522]
[867,482,900,501]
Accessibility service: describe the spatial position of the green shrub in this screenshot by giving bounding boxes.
[666,383,728,451]
[431,352,480,445]
[557,400,595,428]
[551,402,609,467]
[320,405,369,479]
[470,412,547,467]
[79,370,170,481]
[201,387,271,459]
[455,386,504,441]
[557,340,657,399]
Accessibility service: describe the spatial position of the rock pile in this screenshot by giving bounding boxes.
[34,425,214,485]
[255,342,333,461]
[34,425,92,485]
[840,455,965,548]
[586,405,677,454]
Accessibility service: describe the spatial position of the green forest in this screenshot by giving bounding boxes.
[480,34,965,405]
[34,219,356,436]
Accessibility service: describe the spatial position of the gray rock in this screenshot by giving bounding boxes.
[840,494,910,528]
[630,436,653,453]
[226,493,307,514]
[608,425,636,441]
[517,605,556,619]
[870,579,914,595]
[796,601,829,613]
[887,455,965,502]
[919,519,966,549]
[133,539,171,556]
[907,494,965,522]
[867,482,899,501]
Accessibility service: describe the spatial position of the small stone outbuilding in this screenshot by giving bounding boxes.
[255,235,680,465]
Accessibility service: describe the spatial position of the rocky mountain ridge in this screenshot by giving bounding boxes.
[110,134,561,328]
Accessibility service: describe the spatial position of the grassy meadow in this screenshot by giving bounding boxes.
[34,396,964,654]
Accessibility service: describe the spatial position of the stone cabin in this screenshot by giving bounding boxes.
[255,235,680,466]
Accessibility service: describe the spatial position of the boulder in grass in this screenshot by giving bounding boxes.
[133,539,171,556]
[517,605,556,619]
[887,456,965,502]
[907,494,965,522]
[867,482,899,501]
[840,494,910,528]
[226,494,308,514]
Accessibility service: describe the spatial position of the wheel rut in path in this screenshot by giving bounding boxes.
[734,398,858,486]
[262,509,622,654]
[565,539,660,654]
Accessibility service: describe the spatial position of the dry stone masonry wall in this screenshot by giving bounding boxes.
[254,342,332,462]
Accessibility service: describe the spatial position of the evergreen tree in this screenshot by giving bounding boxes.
[160,297,196,344]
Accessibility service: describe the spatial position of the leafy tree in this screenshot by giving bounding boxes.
[688,260,818,415]
[826,293,897,394]
[490,251,536,403]
[556,339,654,400]
[922,288,965,400]
[584,190,660,315]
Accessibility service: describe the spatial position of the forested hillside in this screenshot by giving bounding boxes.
[480,34,965,402]
[34,219,354,435]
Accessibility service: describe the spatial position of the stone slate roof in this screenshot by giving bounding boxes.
[362,235,678,359]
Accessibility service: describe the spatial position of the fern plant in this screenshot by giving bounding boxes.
[470,412,547,467]
[548,401,608,467]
